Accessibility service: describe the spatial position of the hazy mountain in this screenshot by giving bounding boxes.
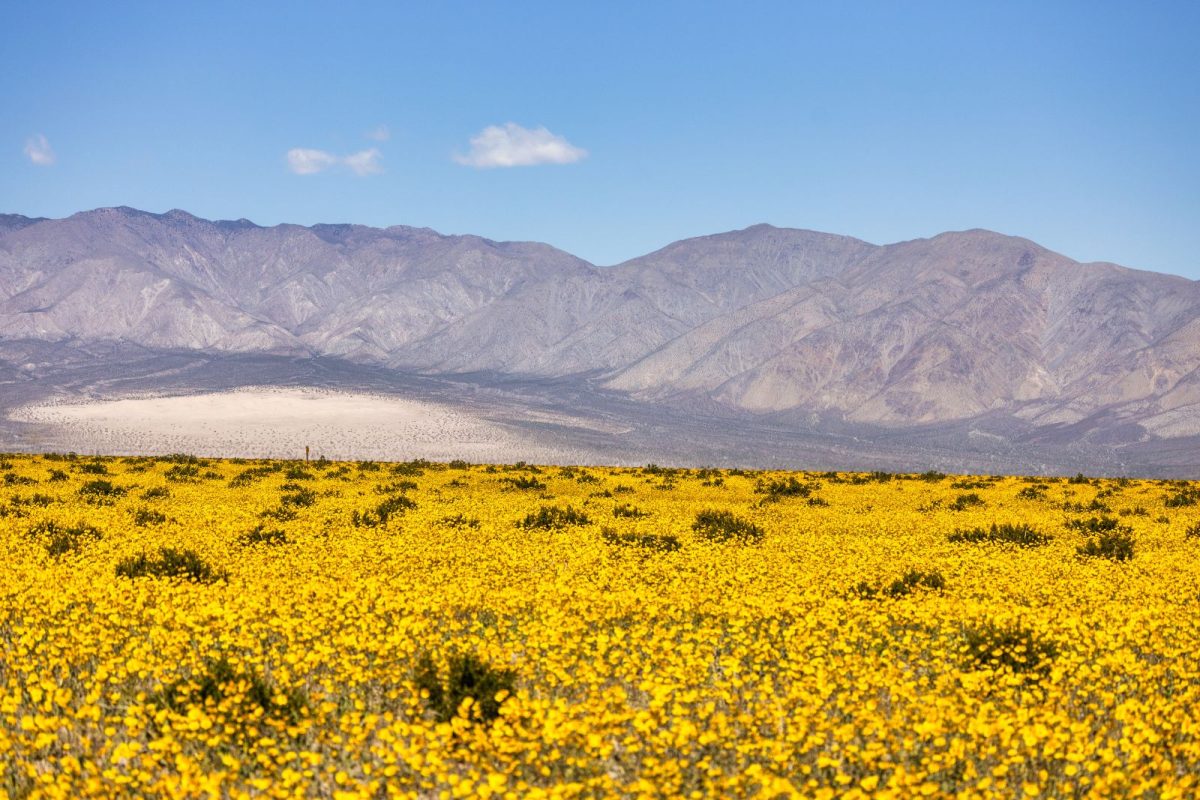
[2,206,1199,452]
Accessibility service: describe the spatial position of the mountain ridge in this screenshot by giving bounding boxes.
[2,206,1199,454]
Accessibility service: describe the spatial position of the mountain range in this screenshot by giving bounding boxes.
[2,206,1199,473]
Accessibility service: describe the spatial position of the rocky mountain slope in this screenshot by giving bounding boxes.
[2,207,1199,445]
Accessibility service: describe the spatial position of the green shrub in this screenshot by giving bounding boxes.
[1077,531,1135,562]
[78,462,108,475]
[116,547,227,583]
[1185,523,1200,539]
[517,505,590,530]
[692,509,764,544]
[612,503,649,519]
[949,493,985,511]
[853,569,946,600]
[917,470,947,482]
[141,486,170,500]
[1064,516,1128,534]
[437,514,480,529]
[280,488,317,508]
[239,524,289,546]
[1017,486,1047,500]
[79,479,126,500]
[948,523,1051,547]
[414,651,516,724]
[1164,488,1200,508]
[26,520,102,557]
[754,476,818,499]
[229,466,278,488]
[501,475,547,491]
[601,528,681,553]
[154,655,307,725]
[351,494,418,527]
[375,480,418,495]
[133,507,167,526]
[47,469,69,482]
[164,464,201,482]
[961,622,1058,677]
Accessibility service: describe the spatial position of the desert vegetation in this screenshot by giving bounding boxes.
[0,454,1198,798]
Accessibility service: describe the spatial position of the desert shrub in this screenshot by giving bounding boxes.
[357,461,381,472]
[352,494,418,527]
[447,460,471,470]
[375,480,418,495]
[642,464,682,478]
[754,476,818,500]
[78,462,108,475]
[961,622,1058,678]
[47,469,69,482]
[612,485,635,494]
[951,479,992,490]
[116,547,227,583]
[141,486,170,500]
[153,655,307,725]
[79,480,126,500]
[393,459,436,476]
[259,506,297,522]
[601,528,681,553]
[1062,499,1112,514]
[10,493,54,508]
[1067,473,1091,485]
[1077,531,1135,562]
[612,503,649,519]
[229,466,279,488]
[853,569,946,600]
[517,505,590,530]
[437,514,480,529]
[692,509,764,544]
[162,453,205,465]
[414,651,515,724]
[133,507,167,527]
[3,472,37,486]
[239,524,289,546]
[948,523,1051,547]
[917,470,947,482]
[1017,486,1047,500]
[501,475,547,491]
[1064,516,1126,534]
[284,466,313,480]
[1185,523,1200,540]
[1164,487,1200,508]
[279,488,317,508]
[26,520,102,557]
[164,464,201,483]
[949,493,985,511]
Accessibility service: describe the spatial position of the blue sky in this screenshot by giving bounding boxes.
[2,1,1198,277]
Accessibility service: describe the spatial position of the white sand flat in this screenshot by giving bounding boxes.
[9,387,572,462]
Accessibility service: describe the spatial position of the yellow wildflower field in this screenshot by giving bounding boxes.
[1,453,1199,799]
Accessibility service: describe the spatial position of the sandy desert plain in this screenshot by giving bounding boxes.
[7,387,583,464]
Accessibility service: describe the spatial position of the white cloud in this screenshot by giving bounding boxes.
[287,147,382,176]
[343,148,383,175]
[365,125,390,141]
[454,123,587,168]
[24,134,55,166]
